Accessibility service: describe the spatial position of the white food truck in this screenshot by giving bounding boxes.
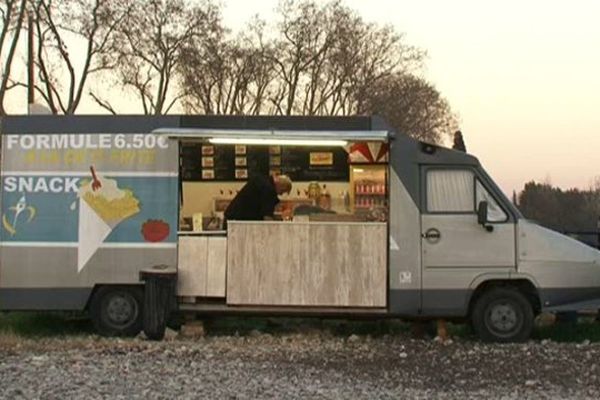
[1,115,598,342]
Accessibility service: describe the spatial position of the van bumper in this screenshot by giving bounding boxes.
[540,287,600,312]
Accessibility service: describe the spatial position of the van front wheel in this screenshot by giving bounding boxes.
[90,286,143,337]
[471,287,533,343]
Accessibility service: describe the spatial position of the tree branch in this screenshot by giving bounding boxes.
[88,91,117,114]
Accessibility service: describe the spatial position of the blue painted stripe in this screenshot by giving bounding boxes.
[1,176,178,243]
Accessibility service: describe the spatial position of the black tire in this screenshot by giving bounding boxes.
[90,286,143,337]
[471,287,534,343]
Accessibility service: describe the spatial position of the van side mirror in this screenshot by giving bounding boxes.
[477,201,494,232]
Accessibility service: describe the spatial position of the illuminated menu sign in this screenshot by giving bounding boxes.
[181,144,348,182]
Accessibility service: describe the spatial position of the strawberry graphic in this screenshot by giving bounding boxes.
[141,219,170,242]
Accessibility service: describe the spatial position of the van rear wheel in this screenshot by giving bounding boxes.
[90,286,143,337]
[471,287,533,343]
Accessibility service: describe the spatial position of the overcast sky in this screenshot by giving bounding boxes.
[222,0,600,195]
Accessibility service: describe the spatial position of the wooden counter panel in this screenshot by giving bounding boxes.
[227,223,309,305]
[177,236,208,297]
[206,237,227,297]
[177,236,226,298]
[226,222,387,307]
[308,224,387,307]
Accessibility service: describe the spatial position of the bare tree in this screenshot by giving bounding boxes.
[295,2,354,116]
[264,0,424,117]
[182,0,426,119]
[519,181,600,235]
[171,0,457,144]
[591,176,600,193]
[364,73,458,143]
[587,176,600,225]
[243,21,279,115]
[28,0,128,114]
[95,0,221,115]
[180,17,277,115]
[0,0,27,115]
[267,0,337,115]
[332,23,424,115]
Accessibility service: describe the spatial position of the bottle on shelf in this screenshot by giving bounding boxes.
[318,184,332,210]
[344,190,350,212]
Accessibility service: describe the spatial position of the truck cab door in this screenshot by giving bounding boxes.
[420,167,516,316]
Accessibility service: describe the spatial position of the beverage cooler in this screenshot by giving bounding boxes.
[349,165,387,213]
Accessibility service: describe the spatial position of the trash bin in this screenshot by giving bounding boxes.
[140,265,177,340]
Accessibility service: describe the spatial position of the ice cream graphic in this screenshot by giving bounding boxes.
[77,167,140,272]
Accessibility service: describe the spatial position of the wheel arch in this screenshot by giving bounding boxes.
[85,283,145,311]
[467,278,542,318]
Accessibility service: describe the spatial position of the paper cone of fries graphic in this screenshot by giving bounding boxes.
[77,167,139,272]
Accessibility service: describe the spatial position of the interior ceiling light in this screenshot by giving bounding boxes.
[209,137,348,146]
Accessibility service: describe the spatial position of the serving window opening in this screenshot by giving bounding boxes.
[177,140,389,232]
[168,130,390,309]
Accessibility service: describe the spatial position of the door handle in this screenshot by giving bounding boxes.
[422,228,441,243]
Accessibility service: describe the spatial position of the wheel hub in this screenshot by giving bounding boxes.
[106,294,136,326]
[488,302,518,332]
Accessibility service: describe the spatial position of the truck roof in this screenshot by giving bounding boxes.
[0,115,389,134]
[153,128,390,142]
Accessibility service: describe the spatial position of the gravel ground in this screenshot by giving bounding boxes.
[1,331,599,399]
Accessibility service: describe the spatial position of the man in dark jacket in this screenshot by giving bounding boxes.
[224,174,292,223]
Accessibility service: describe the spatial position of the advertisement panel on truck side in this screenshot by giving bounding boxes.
[0,131,179,309]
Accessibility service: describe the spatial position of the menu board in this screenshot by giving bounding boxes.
[278,146,349,181]
[181,143,349,182]
[180,144,202,181]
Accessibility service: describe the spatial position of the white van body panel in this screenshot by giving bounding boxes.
[421,215,516,268]
[517,220,600,290]
[388,169,421,291]
[419,213,515,315]
[518,220,600,264]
